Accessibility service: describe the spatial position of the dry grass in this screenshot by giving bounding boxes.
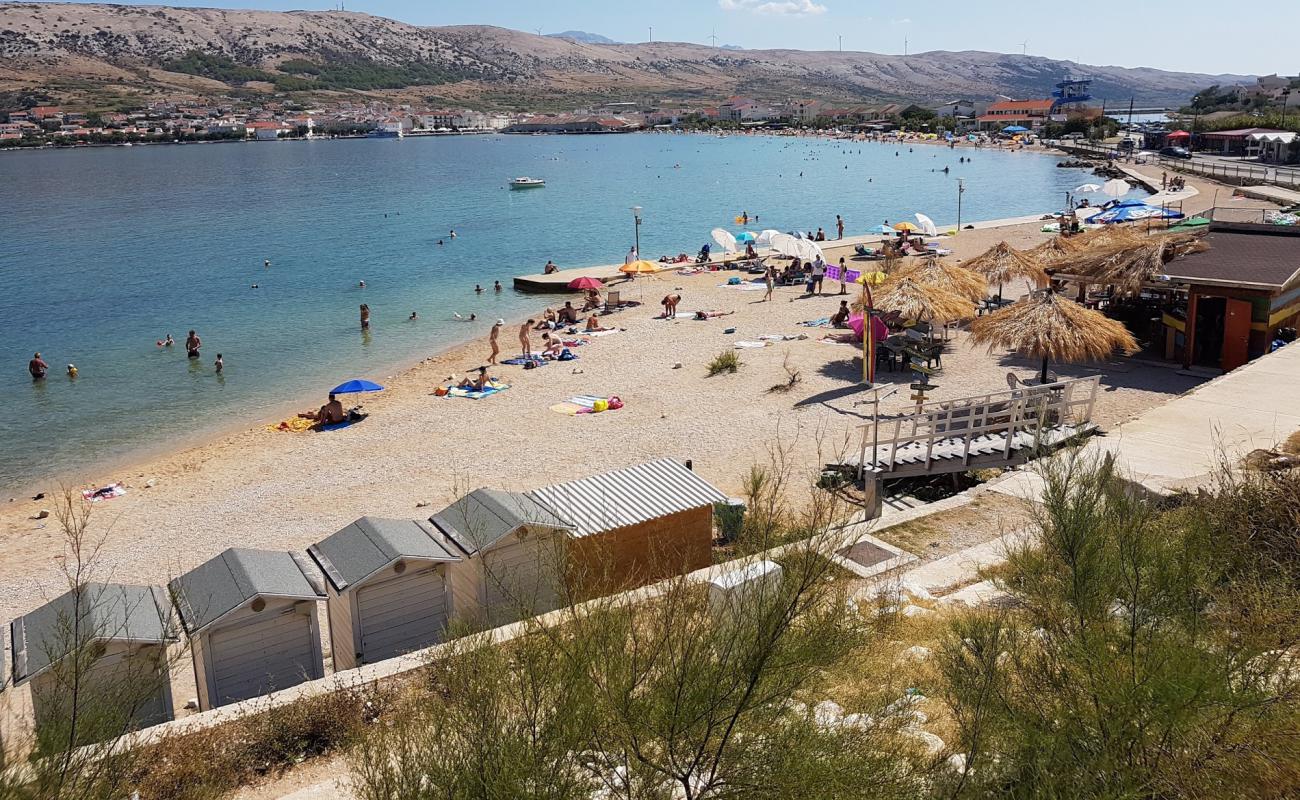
[970,290,1139,365]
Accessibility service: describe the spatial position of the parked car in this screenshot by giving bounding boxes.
[1160,146,1192,159]
[1061,132,1085,140]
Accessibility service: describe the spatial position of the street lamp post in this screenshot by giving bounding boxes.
[631,206,642,259]
[955,178,965,235]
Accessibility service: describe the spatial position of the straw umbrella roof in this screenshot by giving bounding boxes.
[960,242,1047,288]
[1027,235,1078,266]
[970,290,1138,366]
[1056,232,1208,293]
[864,276,976,323]
[893,256,989,302]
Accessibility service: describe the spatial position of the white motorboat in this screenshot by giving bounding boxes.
[509,177,546,189]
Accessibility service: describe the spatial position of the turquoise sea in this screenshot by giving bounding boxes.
[0,133,1115,490]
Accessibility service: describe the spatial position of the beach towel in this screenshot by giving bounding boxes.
[731,282,770,292]
[502,356,546,366]
[734,341,769,349]
[270,417,317,433]
[82,483,125,502]
[585,329,622,337]
[758,334,808,342]
[550,394,623,416]
[318,417,365,431]
[445,381,510,400]
[799,317,831,327]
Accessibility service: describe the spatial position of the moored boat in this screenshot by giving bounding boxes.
[509,177,546,189]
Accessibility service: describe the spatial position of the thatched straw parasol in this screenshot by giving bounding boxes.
[970,289,1139,384]
[892,255,988,302]
[961,242,1047,299]
[861,276,976,324]
[1027,235,1078,267]
[1058,232,1208,293]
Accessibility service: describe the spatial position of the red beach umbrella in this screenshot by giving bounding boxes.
[1166,130,1191,139]
[567,277,603,290]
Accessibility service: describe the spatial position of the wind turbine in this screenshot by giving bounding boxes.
[1020,40,1028,55]
[708,27,718,48]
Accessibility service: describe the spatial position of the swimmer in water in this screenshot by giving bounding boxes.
[450,229,457,238]
[409,311,418,320]
[475,284,483,293]
[359,280,366,288]
[437,239,444,245]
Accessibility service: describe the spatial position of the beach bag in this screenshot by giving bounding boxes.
[558,348,575,361]
[592,399,609,412]
[607,396,623,410]
[727,276,741,285]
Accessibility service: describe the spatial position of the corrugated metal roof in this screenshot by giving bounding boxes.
[429,489,572,555]
[308,517,460,593]
[169,548,324,634]
[526,458,727,538]
[10,583,174,683]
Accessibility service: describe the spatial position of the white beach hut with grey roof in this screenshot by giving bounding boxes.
[308,517,462,671]
[428,488,574,627]
[10,583,177,733]
[169,548,325,711]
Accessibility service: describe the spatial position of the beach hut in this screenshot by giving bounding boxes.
[528,458,728,598]
[10,583,176,734]
[170,549,325,710]
[307,517,462,670]
[429,489,575,627]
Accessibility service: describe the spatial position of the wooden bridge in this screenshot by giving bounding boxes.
[846,376,1101,480]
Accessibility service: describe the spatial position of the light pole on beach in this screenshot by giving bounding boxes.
[955,178,965,236]
[631,206,643,258]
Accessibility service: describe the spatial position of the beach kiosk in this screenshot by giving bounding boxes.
[528,458,727,597]
[10,583,176,734]
[170,549,325,710]
[429,489,575,628]
[308,517,462,671]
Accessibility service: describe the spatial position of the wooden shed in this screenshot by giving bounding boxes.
[527,458,727,597]
[169,549,325,711]
[307,517,462,671]
[428,489,574,628]
[10,583,176,734]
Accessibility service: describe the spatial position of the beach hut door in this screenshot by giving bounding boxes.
[356,566,449,663]
[209,606,315,706]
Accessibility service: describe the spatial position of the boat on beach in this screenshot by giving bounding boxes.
[510,177,546,189]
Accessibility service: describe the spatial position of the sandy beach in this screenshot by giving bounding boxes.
[0,163,1276,628]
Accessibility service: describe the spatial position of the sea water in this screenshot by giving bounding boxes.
[0,133,1116,489]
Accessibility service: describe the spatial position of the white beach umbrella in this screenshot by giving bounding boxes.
[769,233,801,258]
[1101,178,1131,199]
[797,238,824,261]
[914,213,939,237]
[755,229,782,245]
[1074,183,1103,193]
[711,227,738,253]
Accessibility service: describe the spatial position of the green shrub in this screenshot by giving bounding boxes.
[706,349,741,376]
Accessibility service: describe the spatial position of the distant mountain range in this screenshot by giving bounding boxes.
[545,31,619,45]
[0,3,1253,110]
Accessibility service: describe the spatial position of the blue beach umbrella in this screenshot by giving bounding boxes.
[330,379,385,394]
[873,224,895,234]
[735,232,757,243]
[1092,201,1184,224]
[1002,125,1029,133]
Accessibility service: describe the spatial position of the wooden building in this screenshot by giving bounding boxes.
[1160,222,1300,371]
[308,517,462,670]
[10,583,176,734]
[528,458,727,598]
[170,549,325,710]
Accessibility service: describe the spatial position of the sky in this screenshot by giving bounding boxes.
[46,0,1297,76]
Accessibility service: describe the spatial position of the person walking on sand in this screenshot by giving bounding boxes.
[519,320,534,356]
[489,319,503,364]
[28,352,48,381]
[360,304,370,331]
[811,256,826,294]
[185,330,201,359]
[838,257,849,295]
[836,214,845,240]
[763,263,776,302]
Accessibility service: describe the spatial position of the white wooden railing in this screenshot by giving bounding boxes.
[857,376,1101,476]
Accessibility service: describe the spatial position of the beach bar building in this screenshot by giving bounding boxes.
[10,583,176,732]
[429,489,575,627]
[1160,221,1300,371]
[529,458,727,598]
[170,549,325,711]
[307,517,462,670]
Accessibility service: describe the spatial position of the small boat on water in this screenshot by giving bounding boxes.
[510,177,546,189]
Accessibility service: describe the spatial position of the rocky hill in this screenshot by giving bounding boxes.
[0,3,1251,110]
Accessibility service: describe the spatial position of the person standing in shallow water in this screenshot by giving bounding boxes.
[359,304,370,331]
[28,352,48,381]
[185,330,201,359]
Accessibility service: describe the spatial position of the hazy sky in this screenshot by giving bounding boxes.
[54,0,1296,75]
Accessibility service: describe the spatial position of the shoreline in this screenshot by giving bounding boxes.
[9,210,1060,500]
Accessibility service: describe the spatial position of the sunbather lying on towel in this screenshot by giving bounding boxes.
[694,310,735,320]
